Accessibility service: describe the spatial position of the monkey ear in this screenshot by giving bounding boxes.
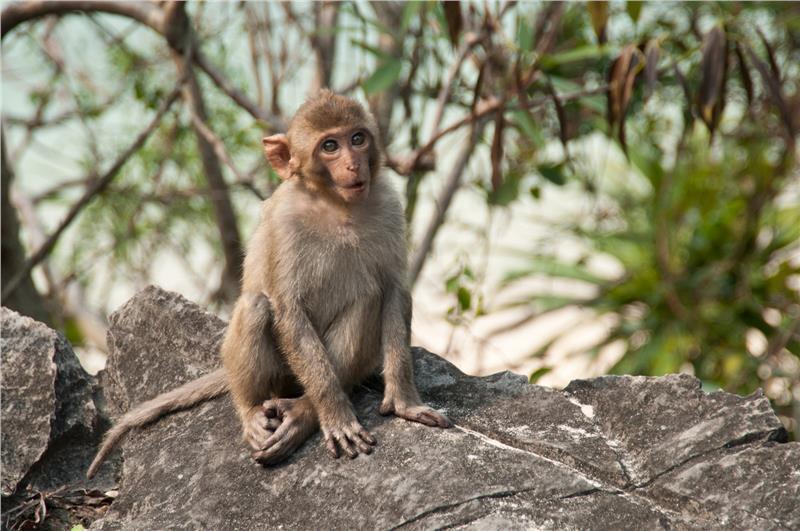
[262,134,293,180]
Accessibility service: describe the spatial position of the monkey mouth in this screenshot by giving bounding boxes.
[343,181,366,191]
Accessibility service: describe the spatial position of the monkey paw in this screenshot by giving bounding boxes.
[379,397,452,429]
[319,417,377,460]
[251,398,317,465]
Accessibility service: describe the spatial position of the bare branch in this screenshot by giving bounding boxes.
[408,121,486,286]
[1,1,162,39]
[1,80,184,301]
[368,2,405,143]
[193,52,286,133]
[174,57,244,301]
[429,32,482,139]
[243,4,266,109]
[187,109,246,184]
[394,85,608,176]
[309,1,340,92]
[188,109,267,201]
[2,1,285,133]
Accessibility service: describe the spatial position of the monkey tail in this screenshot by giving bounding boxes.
[87,367,229,479]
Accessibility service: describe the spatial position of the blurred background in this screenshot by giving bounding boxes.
[2,1,798,439]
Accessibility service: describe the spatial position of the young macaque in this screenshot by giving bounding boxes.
[87,90,450,478]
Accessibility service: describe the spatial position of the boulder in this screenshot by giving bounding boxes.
[1,308,117,529]
[89,286,798,530]
[2,288,797,530]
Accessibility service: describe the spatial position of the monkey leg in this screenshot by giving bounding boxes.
[223,291,295,453]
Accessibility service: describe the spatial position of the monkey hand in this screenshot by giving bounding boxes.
[319,410,376,460]
[379,396,452,429]
[251,398,317,465]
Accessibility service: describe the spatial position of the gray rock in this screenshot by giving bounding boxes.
[88,286,799,530]
[1,308,57,496]
[1,307,118,529]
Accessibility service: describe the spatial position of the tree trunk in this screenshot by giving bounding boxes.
[1,132,52,324]
[310,1,340,93]
[165,3,244,302]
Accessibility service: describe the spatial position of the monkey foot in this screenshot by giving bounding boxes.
[242,405,281,452]
[251,398,318,465]
[379,398,452,428]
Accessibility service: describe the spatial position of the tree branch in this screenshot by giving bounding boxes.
[429,32,482,140]
[193,52,287,133]
[408,121,485,286]
[393,85,608,176]
[1,1,162,38]
[309,1,340,93]
[1,81,184,301]
[164,4,244,302]
[188,109,267,201]
[1,130,53,323]
[2,1,286,133]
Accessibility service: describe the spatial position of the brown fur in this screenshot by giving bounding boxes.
[87,92,450,478]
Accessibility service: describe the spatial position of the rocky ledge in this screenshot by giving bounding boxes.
[2,286,798,530]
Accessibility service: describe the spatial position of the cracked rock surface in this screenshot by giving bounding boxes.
[83,287,797,530]
[1,308,118,529]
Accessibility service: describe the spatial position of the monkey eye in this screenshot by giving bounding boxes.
[321,139,339,153]
[351,132,366,146]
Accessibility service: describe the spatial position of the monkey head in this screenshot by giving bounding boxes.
[262,91,382,204]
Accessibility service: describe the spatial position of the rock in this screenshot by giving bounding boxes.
[1,308,117,493]
[88,286,798,530]
[1,308,57,496]
[1,308,121,529]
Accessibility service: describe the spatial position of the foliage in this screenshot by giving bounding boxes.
[491,3,800,437]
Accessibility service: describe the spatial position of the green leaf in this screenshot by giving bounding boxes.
[516,16,534,52]
[538,164,566,185]
[512,110,545,147]
[488,169,522,206]
[593,233,649,269]
[503,256,606,285]
[529,367,552,383]
[362,58,402,96]
[400,1,424,33]
[462,266,475,280]
[457,286,472,311]
[498,294,587,315]
[626,1,643,23]
[612,335,665,375]
[350,39,391,60]
[540,45,611,70]
[71,526,87,531]
[63,317,85,347]
[587,1,609,44]
[445,275,459,293]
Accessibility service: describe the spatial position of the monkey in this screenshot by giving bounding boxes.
[87,90,450,479]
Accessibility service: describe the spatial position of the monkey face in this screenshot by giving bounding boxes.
[315,127,373,204]
[263,92,382,205]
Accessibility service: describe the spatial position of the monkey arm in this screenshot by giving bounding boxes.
[379,281,452,428]
[270,297,359,426]
[270,297,377,457]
